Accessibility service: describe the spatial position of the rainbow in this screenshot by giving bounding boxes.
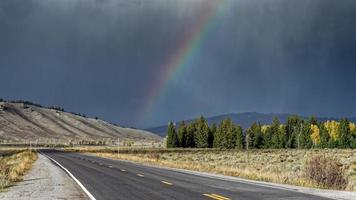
[142,0,229,122]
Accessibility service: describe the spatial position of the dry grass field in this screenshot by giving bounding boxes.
[67,147,356,191]
[0,149,37,191]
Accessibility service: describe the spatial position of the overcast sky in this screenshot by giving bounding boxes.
[0,0,356,128]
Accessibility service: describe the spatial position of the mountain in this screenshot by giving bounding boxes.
[147,112,356,137]
[0,101,161,144]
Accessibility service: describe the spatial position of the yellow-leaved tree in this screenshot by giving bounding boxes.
[310,124,320,146]
[349,122,356,136]
[324,120,340,141]
[261,125,270,134]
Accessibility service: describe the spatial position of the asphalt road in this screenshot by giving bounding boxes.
[41,150,332,200]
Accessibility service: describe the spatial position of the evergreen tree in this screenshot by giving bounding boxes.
[298,120,312,149]
[285,116,302,148]
[213,121,223,148]
[270,118,282,148]
[195,116,210,148]
[339,119,351,148]
[245,124,253,149]
[279,125,287,148]
[224,119,237,149]
[246,122,263,149]
[319,123,330,148]
[262,126,273,149]
[214,118,235,149]
[235,125,244,149]
[166,122,178,148]
[289,130,298,149]
[186,122,196,147]
[208,124,216,148]
[177,121,187,147]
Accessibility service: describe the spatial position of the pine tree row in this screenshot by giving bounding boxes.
[166,116,356,149]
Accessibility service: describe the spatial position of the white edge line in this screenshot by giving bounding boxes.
[40,152,96,200]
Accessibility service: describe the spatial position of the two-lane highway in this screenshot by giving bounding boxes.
[41,150,332,200]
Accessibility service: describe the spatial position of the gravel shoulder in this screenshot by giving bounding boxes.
[0,153,88,200]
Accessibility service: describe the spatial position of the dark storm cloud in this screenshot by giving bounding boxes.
[0,0,356,128]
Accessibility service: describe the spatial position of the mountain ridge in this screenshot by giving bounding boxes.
[0,101,161,144]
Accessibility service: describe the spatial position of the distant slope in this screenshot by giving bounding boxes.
[0,102,161,143]
[147,112,356,137]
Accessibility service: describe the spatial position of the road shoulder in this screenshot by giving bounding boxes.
[0,153,88,200]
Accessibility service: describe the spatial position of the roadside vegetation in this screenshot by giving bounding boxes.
[67,147,356,191]
[0,150,37,191]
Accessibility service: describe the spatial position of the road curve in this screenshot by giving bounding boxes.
[40,150,332,200]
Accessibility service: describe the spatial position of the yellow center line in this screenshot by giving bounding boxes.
[161,181,173,185]
[211,194,230,200]
[203,194,230,200]
[203,194,222,200]
[137,174,145,177]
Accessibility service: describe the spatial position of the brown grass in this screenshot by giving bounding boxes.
[66,147,356,191]
[0,150,38,191]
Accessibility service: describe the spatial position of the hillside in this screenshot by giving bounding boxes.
[147,112,356,137]
[0,102,161,144]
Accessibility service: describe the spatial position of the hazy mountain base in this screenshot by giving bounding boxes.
[0,102,161,144]
[68,147,356,191]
